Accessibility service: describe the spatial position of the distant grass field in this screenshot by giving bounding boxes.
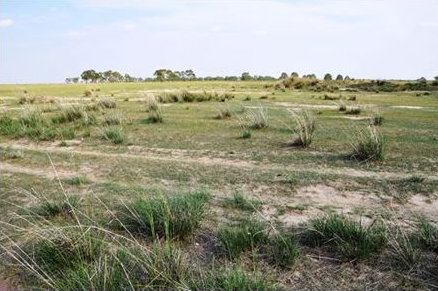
[1,81,437,290]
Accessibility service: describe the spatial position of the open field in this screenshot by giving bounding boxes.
[1,81,438,290]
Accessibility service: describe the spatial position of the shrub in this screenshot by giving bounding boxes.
[218,218,268,259]
[98,98,116,109]
[119,191,210,240]
[349,125,383,161]
[304,214,387,260]
[345,107,361,115]
[286,110,316,148]
[101,126,124,144]
[244,104,268,129]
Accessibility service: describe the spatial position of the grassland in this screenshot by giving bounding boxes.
[1,80,437,290]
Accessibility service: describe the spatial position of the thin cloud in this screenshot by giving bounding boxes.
[0,19,13,27]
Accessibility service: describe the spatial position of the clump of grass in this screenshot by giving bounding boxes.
[224,192,262,212]
[84,90,93,97]
[259,95,268,99]
[119,191,210,240]
[59,140,68,147]
[267,233,300,267]
[218,218,268,259]
[241,130,251,139]
[62,175,90,186]
[2,146,24,159]
[348,95,357,101]
[388,224,421,269]
[18,96,35,104]
[144,95,163,123]
[304,214,387,260]
[338,102,347,111]
[349,125,383,161]
[102,110,122,125]
[19,105,46,127]
[416,219,438,253]
[97,98,116,109]
[323,94,341,101]
[286,109,316,147]
[244,104,268,129]
[345,106,361,115]
[51,104,86,123]
[215,108,232,119]
[243,96,251,101]
[192,265,276,291]
[100,126,124,144]
[29,195,80,218]
[370,112,384,125]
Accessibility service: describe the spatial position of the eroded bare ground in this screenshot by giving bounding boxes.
[2,140,437,225]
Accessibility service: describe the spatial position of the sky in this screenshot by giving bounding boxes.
[1,0,438,84]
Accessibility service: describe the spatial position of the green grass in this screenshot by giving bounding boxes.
[267,233,300,267]
[349,125,384,161]
[224,192,262,212]
[416,219,438,253]
[303,214,388,260]
[100,126,124,144]
[218,218,268,259]
[118,191,210,239]
[28,195,80,218]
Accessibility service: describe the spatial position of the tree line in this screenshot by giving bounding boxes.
[66,69,358,83]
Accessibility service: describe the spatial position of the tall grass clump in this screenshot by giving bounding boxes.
[218,218,268,259]
[144,95,163,123]
[192,265,276,291]
[286,109,316,147]
[415,219,438,253]
[304,214,387,260]
[370,111,384,126]
[244,104,268,129]
[97,98,116,109]
[267,233,300,267]
[224,192,262,212]
[100,126,124,144]
[51,104,86,123]
[118,191,210,239]
[28,195,80,218]
[345,106,361,115]
[349,125,383,161]
[215,108,232,120]
[387,224,421,269]
[102,110,122,125]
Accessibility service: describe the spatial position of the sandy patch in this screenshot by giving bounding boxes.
[392,106,427,110]
[342,116,369,120]
[408,194,438,221]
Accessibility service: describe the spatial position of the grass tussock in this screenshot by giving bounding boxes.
[416,219,438,253]
[97,98,116,109]
[345,106,362,115]
[51,104,87,124]
[370,112,384,126]
[215,108,232,120]
[118,191,210,240]
[102,110,122,125]
[286,109,316,148]
[156,91,234,103]
[28,195,80,218]
[349,125,383,161]
[244,104,268,129]
[224,192,262,212]
[303,214,387,260]
[218,218,268,259]
[100,126,124,144]
[267,233,300,267]
[144,95,163,123]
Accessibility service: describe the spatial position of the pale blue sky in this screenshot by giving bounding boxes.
[1,0,438,84]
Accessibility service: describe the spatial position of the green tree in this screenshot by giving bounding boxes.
[241,72,252,81]
[279,72,288,79]
[344,75,351,81]
[336,74,343,81]
[291,72,299,78]
[154,69,167,81]
[81,70,99,83]
[324,73,332,81]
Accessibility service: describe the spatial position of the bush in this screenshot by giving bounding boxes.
[286,110,316,148]
[349,125,383,161]
[218,218,268,259]
[304,214,387,260]
[101,126,124,144]
[119,191,210,240]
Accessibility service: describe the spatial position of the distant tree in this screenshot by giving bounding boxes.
[65,78,72,84]
[344,75,351,81]
[241,72,252,81]
[81,70,100,83]
[279,72,288,79]
[291,72,299,78]
[435,76,438,81]
[417,77,427,83]
[154,69,167,81]
[124,73,135,82]
[336,74,343,81]
[185,69,196,80]
[324,73,333,81]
